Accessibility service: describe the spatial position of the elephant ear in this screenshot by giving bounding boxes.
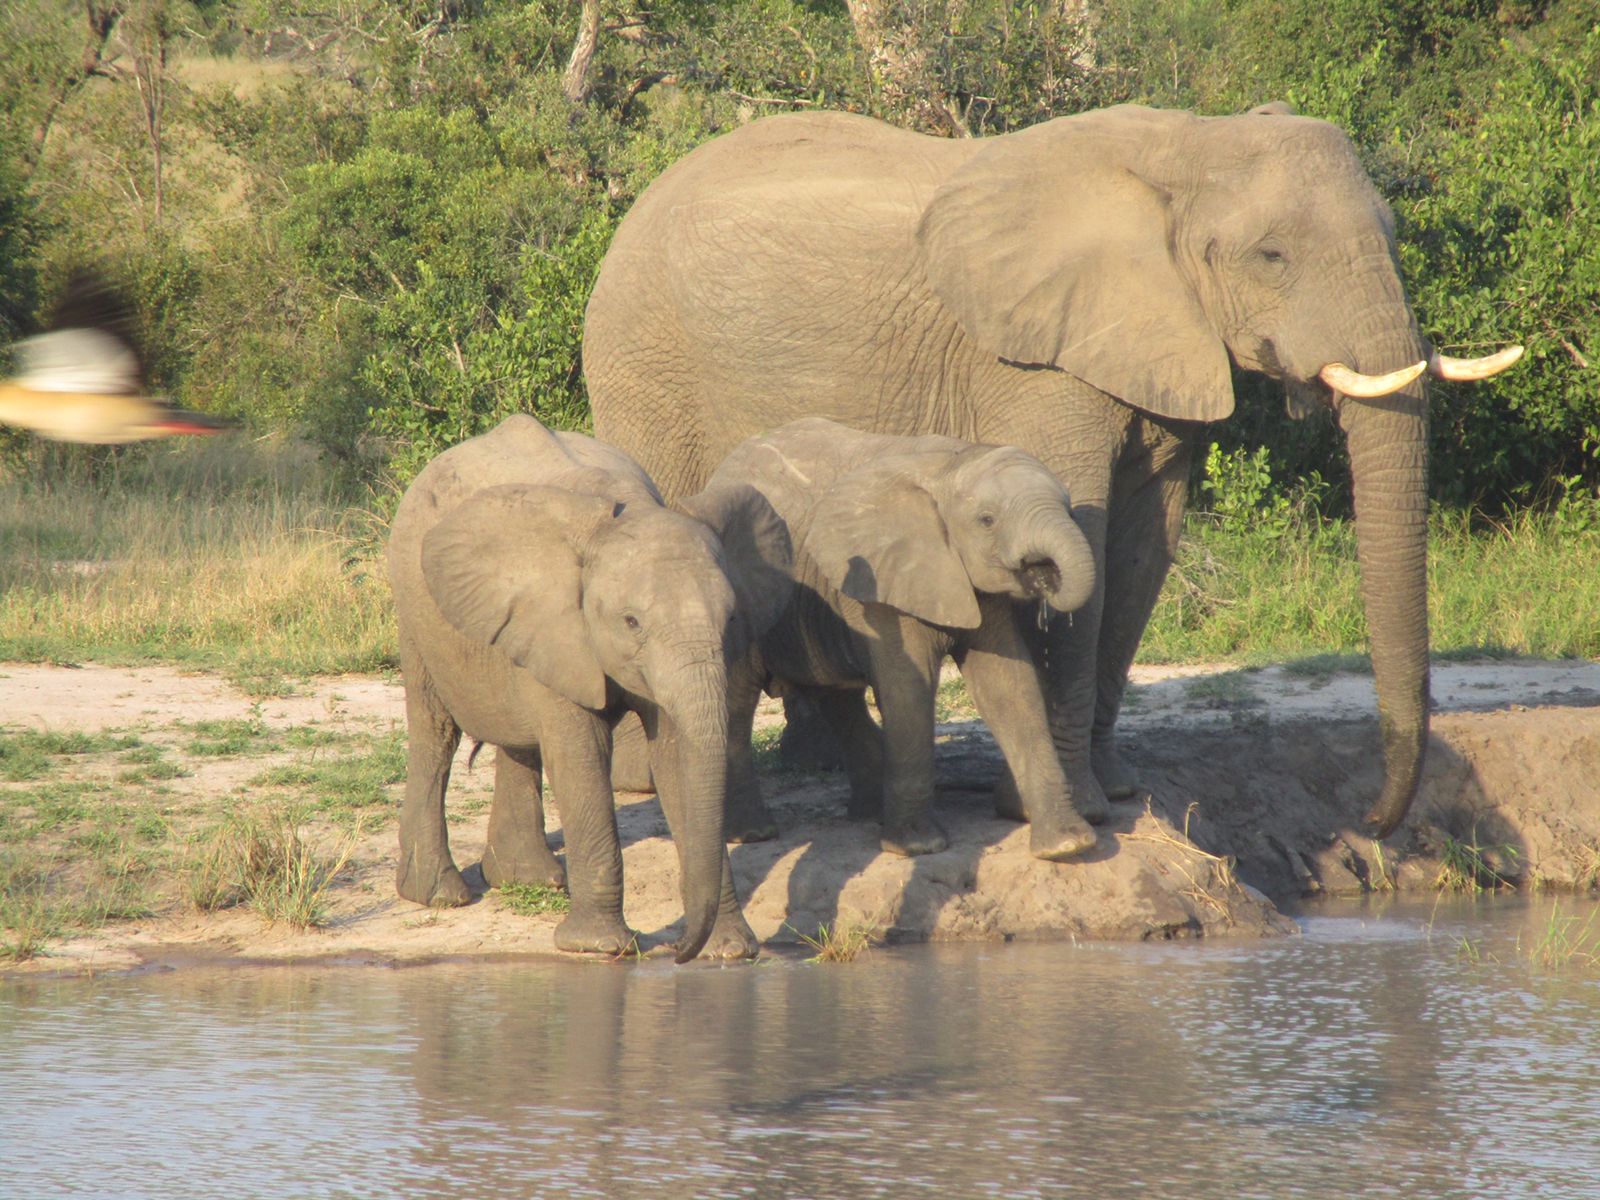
[675,482,797,638]
[805,455,981,630]
[916,105,1234,423]
[421,484,614,709]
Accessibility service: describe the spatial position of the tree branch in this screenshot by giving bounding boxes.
[563,0,603,105]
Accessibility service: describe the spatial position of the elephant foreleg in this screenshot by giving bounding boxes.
[976,380,1120,826]
[541,708,633,955]
[957,596,1096,862]
[1093,419,1193,798]
[395,642,469,907]
[481,745,566,891]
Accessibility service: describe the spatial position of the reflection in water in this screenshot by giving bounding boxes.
[4,898,1599,1199]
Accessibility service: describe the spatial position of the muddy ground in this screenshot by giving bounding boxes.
[4,657,1599,975]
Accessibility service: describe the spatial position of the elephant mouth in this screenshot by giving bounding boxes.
[1016,558,1061,600]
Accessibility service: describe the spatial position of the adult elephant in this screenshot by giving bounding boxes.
[585,103,1521,836]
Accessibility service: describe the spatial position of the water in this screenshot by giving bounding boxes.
[4,897,1599,1199]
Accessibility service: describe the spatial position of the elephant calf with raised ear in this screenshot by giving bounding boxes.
[709,418,1099,861]
[386,414,792,962]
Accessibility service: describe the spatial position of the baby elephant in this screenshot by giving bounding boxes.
[387,415,790,962]
[710,418,1098,861]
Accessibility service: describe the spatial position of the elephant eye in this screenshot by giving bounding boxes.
[978,513,996,529]
[623,614,640,632]
[1259,245,1287,265]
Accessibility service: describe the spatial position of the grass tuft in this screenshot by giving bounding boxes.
[1520,903,1600,971]
[1434,831,1519,894]
[497,882,571,916]
[185,806,359,927]
[788,918,881,963]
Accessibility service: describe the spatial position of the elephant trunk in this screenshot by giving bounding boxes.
[1012,501,1097,615]
[654,654,731,963]
[1337,338,1431,837]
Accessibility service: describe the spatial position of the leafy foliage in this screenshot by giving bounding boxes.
[0,0,1593,511]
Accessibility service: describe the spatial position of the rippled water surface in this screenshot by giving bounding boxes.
[5,897,1600,1199]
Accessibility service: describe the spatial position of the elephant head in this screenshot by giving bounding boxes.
[420,483,790,961]
[805,443,1095,629]
[916,103,1521,834]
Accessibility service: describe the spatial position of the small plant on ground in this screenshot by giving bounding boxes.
[788,918,881,963]
[497,882,571,916]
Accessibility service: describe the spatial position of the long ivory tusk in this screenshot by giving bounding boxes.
[1324,361,1427,400]
[1427,344,1525,381]
[1318,359,1428,397]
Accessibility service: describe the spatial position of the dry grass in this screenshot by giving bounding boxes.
[0,436,395,689]
[1126,800,1242,918]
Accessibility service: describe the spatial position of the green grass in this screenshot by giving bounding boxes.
[184,712,271,757]
[935,676,977,721]
[250,730,406,820]
[1520,903,1600,971]
[0,436,396,687]
[0,716,402,959]
[0,729,145,781]
[1142,509,1600,665]
[497,882,571,916]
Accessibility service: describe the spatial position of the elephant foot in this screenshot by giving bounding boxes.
[1092,734,1143,800]
[1069,774,1111,825]
[725,795,779,844]
[881,814,949,857]
[480,842,566,891]
[1029,810,1098,862]
[696,915,761,960]
[395,854,473,908]
[554,911,637,956]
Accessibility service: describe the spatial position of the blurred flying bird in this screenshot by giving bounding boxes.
[0,273,233,444]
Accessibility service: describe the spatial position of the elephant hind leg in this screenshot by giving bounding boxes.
[395,643,470,908]
[1094,419,1194,799]
[482,745,566,891]
[812,687,884,822]
[725,660,777,844]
